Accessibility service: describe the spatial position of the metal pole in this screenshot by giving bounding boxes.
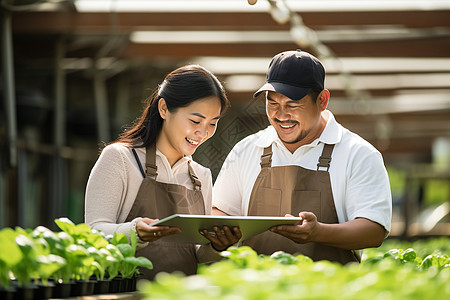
[94,62,111,143]
[115,74,130,127]
[17,148,26,227]
[54,37,66,148]
[51,36,67,222]
[1,9,18,227]
[1,9,17,167]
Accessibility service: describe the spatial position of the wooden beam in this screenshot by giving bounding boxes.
[12,11,450,33]
[12,35,450,59]
[118,39,450,59]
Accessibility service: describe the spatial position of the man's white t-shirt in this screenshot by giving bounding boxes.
[213,110,392,235]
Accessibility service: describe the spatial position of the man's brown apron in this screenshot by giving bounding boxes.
[242,143,359,264]
[125,144,205,280]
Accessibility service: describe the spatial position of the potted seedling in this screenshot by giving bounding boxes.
[31,226,67,299]
[79,229,116,294]
[88,246,114,294]
[54,218,103,296]
[9,229,41,300]
[0,228,23,300]
[104,243,126,293]
[113,231,153,292]
[51,231,77,297]
[65,244,101,296]
[106,232,130,292]
[34,254,66,299]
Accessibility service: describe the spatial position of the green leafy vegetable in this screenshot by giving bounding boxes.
[141,240,450,300]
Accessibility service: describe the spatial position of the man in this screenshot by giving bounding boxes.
[212,50,392,263]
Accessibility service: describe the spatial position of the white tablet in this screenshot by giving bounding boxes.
[150,214,302,244]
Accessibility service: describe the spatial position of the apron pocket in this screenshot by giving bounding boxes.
[252,188,282,216]
[136,240,198,279]
[291,190,321,218]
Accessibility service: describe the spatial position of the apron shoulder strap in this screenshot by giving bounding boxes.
[187,161,202,191]
[131,148,146,178]
[145,144,158,179]
[260,145,273,169]
[317,143,335,171]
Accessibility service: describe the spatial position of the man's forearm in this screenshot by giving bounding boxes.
[315,218,385,250]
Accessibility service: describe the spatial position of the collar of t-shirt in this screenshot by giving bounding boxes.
[254,110,343,151]
[155,148,192,176]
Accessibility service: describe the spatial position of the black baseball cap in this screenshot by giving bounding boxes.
[254,49,325,100]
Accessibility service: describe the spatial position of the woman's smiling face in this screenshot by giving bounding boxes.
[157,95,222,166]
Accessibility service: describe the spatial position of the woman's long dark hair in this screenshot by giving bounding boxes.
[115,65,230,148]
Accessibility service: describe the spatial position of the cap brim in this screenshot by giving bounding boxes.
[253,82,312,101]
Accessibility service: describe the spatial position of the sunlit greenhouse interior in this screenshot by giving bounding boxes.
[0,0,449,299]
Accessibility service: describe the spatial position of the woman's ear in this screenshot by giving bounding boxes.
[158,98,168,119]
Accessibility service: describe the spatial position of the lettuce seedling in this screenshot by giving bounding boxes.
[220,246,260,269]
[36,254,66,286]
[0,228,23,288]
[110,231,153,278]
[87,246,107,280]
[105,244,123,280]
[53,231,75,283]
[55,217,108,249]
[65,244,101,281]
[10,233,39,286]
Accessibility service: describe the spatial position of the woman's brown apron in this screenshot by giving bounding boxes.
[125,144,205,280]
[242,143,359,264]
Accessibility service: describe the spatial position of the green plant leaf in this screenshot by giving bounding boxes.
[55,217,76,236]
[270,251,299,265]
[0,228,23,266]
[106,244,124,260]
[56,231,74,246]
[15,234,36,257]
[129,256,153,270]
[85,232,109,249]
[66,244,88,256]
[402,248,417,262]
[117,243,134,258]
[130,229,138,255]
[91,261,105,281]
[36,254,66,285]
[73,223,92,236]
[111,232,129,245]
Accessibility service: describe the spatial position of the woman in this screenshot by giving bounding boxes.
[85,65,241,280]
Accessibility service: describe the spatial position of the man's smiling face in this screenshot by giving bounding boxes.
[266,91,326,151]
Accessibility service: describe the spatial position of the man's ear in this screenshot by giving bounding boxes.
[318,89,330,111]
[158,98,168,119]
